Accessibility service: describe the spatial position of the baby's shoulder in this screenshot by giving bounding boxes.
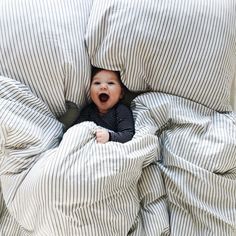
[81,103,96,113]
[116,102,132,113]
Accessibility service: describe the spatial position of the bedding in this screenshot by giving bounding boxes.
[85,0,236,112]
[0,0,236,235]
[0,0,93,116]
[1,0,236,115]
[231,74,236,110]
[0,77,236,235]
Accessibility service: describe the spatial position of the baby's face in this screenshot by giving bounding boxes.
[90,70,123,114]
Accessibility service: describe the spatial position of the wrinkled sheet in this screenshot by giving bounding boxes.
[1,77,236,235]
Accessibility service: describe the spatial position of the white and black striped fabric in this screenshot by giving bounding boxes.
[0,0,92,116]
[1,0,236,235]
[85,0,236,112]
[133,93,236,235]
[1,78,236,235]
[231,73,236,111]
[1,0,235,115]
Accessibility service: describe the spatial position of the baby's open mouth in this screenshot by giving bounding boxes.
[99,93,109,102]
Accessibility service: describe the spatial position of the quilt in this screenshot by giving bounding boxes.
[0,77,236,236]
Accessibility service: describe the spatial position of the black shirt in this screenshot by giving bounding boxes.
[76,102,135,143]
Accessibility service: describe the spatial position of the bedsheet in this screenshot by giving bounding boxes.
[0,77,236,235]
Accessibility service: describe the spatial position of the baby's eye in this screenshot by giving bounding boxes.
[108,82,115,85]
[93,81,100,85]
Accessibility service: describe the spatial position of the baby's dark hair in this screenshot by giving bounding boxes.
[91,66,134,104]
[91,67,121,84]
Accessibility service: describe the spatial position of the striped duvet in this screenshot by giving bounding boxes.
[1,0,236,235]
[0,78,236,235]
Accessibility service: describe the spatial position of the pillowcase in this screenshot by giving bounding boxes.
[0,0,92,116]
[85,0,236,112]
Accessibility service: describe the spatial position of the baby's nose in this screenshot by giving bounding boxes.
[100,83,108,89]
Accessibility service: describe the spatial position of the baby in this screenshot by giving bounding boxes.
[76,67,135,143]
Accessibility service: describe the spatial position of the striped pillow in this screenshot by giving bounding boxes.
[0,0,92,116]
[85,0,236,112]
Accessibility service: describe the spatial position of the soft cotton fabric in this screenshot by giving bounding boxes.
[85,0,236,112]
[0,0,92,116]
[1,78,235,235]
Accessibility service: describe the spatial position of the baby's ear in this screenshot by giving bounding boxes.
[120,87,125,99]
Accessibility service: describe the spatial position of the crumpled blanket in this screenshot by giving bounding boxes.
[0,77,236,236]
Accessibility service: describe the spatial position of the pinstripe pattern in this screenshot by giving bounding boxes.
[0,197,28,236]
[1,78,236,235]
[0,0,92,116]
[1,0,236,235]
[0,77,63,204]
[231,72,236,111]
[133,92,236,235]
[85,0,236,112]
[1,0,235,114]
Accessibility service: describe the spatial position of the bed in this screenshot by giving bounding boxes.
[0,0,236,235]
